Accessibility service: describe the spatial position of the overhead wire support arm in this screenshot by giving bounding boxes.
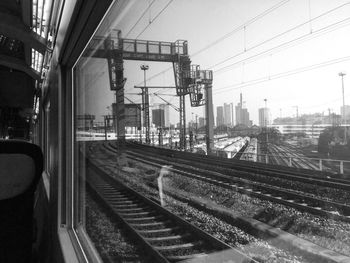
[134,86,177,89]
[125,97,142,110]
[153,93,179,112]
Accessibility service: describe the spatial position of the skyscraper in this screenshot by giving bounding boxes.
[161,104,170,127]
[235,93,251,126]
[199,117,205,128]
[259,108,270,126]
[216,106,224,126]
[152,109,165,127]
[224,103,232,126]
[231,102,234,126]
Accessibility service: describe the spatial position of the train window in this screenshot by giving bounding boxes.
[71,0,350,262]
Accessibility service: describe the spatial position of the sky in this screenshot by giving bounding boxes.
[76,0,350,125]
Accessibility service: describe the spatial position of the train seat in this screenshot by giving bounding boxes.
[0,140,43,263]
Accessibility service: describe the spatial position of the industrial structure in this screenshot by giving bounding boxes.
[86,29,214,152]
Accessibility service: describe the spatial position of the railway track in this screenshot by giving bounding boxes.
[267,145,290,167]
[124,141,350,190]
[270,144,319,170]
[86,156,257,263]
[124,149,350,222]
[104,143,350,223]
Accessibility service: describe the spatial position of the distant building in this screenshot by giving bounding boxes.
[271,124,334,139]
[216,106,224,126]
[162,104,170,127]
[273,112,341,126]
[272,112,344,138]
[231,103,234,126]
[188,121,196,131]
[224,103,232,126]
[152,109,165,127]
[259,108,270,127]
[198,117,205,127]
[242,108,251,126]
[235,93,251,127]
[341,105,350,124]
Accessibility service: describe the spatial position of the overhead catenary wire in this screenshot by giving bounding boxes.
[124,0,157,38]
[149,5,350,99]
[209,2,350,72]
[213,54,350,95]
[133,0,174,40]
[190,0,291,57]
[124,0,175,96]
[138,1,350,88]
[136,0,291,85]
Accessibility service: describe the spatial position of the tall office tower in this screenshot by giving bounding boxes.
[161,104,170,127]
[152,108,165,127]
[224,103,232,126]
[259,107,270,126]
[242,108,250,126]
[235,93,251,126]
[231,102,234,126]
[235,93,243,125]
[216,106,224,126]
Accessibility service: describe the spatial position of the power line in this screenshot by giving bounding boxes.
[133,0,174,40]
[149,8,350,95]
[124,0,174,54]
[191,0,291,57]
[124,0,157,38]
[213,55,350,95]
[208,2,350,71]
[136,0,291,85]
[213,17,350,75]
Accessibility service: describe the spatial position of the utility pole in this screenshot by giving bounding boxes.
[339,72,347,144]
[205,83,214,155]
[140,64,150,144]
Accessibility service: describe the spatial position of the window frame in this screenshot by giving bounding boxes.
[55,0,115,262]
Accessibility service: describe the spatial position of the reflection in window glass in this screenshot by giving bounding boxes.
[73,0,350,262]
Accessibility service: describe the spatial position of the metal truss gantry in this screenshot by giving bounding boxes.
[87,29,213,152]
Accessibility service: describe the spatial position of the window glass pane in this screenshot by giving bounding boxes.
[73,0,350,262]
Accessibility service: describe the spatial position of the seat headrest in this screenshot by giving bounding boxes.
[0,140,43,200]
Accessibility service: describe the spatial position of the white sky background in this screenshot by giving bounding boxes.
[79,0,350,125]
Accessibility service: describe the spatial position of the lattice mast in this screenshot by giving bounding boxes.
[104,30,126,141]
[188,65,214,154]
[172,41,192,150]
